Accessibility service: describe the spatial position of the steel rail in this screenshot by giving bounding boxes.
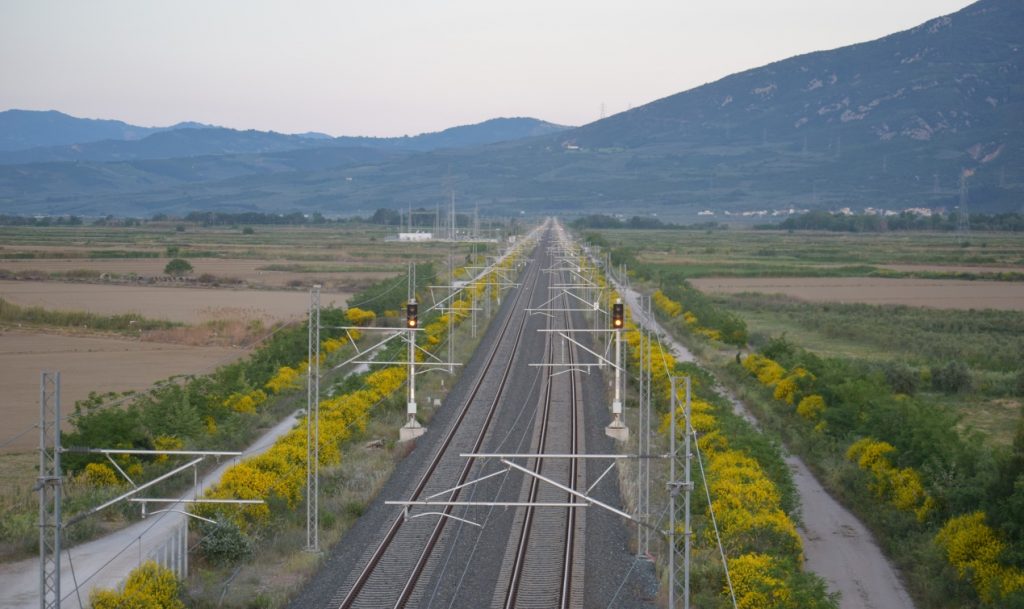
[502,257,584,609]
[336,236,544,609]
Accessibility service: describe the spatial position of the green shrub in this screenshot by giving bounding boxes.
[883,362,920,396]
[932,361,972,394]
[197,519,255,565]
[164,258,193,276]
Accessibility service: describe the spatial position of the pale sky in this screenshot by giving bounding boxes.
[0,0,975,137]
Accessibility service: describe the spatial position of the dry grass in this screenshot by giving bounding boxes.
[0,330,244,452]
[0,280,352,323]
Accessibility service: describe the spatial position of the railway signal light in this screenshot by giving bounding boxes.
[612,302,624,329]
[406,302,418,328]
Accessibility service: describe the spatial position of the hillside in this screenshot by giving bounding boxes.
[0,115,569,165]
[0,110,208,152]
[0,0,1019,218]
[560,0,1022,213]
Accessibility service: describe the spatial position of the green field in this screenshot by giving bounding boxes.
[584,225,1024,609]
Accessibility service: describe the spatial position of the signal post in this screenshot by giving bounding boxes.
[401,300,426,441]
[605,299,628,441]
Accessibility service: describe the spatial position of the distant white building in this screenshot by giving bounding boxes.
[398,232,433,241]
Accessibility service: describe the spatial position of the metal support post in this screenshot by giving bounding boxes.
[667,376,692,608]
[401,262,426,441]
[684,376,692,609]
[306,285,321,552]
[38,371,61,609]
[606,299,628,441]
[643,296,653,555]
[669,376,677,609]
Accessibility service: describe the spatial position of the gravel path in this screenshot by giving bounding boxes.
[614,278,916,609]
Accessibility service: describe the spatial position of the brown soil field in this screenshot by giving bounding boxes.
[690,277,1024,310]
[0,280,351,323]
[878,263,1024,274]
[0,330,244,452]
[0,257,395,290]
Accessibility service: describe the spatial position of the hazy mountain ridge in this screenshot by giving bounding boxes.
[576,1,1020,152]
[0,114,569,164]
[0,110,212,152]
[0,0,1019,217]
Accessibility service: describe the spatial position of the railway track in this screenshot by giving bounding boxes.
[495,257,586,609]
[333,230,549,609]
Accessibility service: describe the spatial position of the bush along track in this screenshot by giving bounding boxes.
[188,244,527,575]
[593,267,835,607]
[14,247,524,600]
[652,287,1024,608]
[0,310,329,560]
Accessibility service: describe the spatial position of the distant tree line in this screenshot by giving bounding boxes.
[0,214,85,226]
[772,210,1024,232]
[570,214,726,231]
[0,212,338,227]
[178,211,333,226]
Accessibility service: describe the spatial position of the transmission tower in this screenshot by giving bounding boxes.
[958,171,971,239]
[38,372,62,609]
[668,376,693,609]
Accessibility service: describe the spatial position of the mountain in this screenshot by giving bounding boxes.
[0,127,333,164]
[0,117,570,216]
[0,0,1019,218]
[362,0,1021,217]
[550,0,1023,213]
[0,110,212,152]
[0,114,569,164]
[330,117,570,152]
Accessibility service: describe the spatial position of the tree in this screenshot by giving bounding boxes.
[931,360,972,394]
[164,258,193,276]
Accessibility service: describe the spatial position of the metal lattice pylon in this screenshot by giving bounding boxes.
[668,376,693,609]
[307,285,321,552]
[38,371,62,609]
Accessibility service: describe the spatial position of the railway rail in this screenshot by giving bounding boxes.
[334,230,549,609]
[496,256,586,609]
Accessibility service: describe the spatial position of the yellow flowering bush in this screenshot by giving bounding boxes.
[265,365,302,394]
[345,307,376,326]
[90,560,184,609]
[82,462,120,486]
[322,337,346,354]
[772,368,811,405]
[846,437,933,521]
[661,395,803,563]
[796,395,825,421]
[697,327,722,341]
[223,389,268,414]
[652,289,683,317]
[743,354,786,387]
[729,553,794,609]
[936,511,1024,602]
[153,434,184,462]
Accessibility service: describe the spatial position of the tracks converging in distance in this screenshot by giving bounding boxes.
[334,235,546,609]
[327,227,599,609]
[497,259,586,609]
